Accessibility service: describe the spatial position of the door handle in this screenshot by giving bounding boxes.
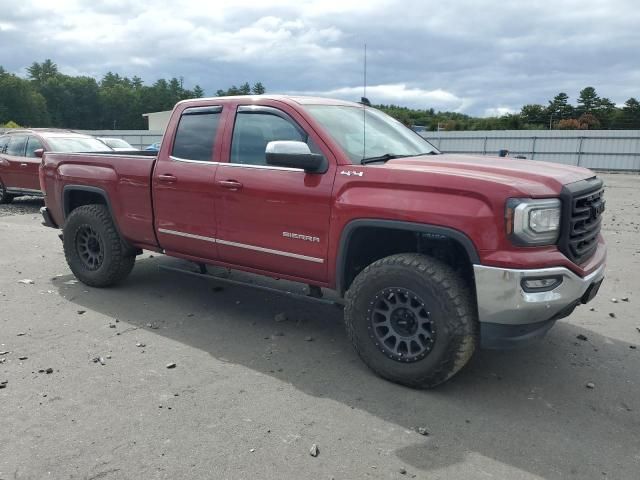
[20,163,28,167]
[158,174,177,183]
[217,180,243,190]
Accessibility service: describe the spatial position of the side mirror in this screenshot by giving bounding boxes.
[265,141,327,173]
[34,148,44,158]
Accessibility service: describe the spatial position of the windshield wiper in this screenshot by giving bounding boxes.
[360,151,438,165]
[360,153,409,165]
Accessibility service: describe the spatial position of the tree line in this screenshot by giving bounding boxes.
[0,59,266,130]
[377,87,640,131]
[2,59,639,131]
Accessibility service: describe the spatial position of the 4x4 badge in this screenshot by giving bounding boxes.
[340,170,363,177]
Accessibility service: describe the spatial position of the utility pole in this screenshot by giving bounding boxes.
[549,114,554,130]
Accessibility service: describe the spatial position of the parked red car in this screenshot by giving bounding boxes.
[0,129,109,203]
[39,95,606,388]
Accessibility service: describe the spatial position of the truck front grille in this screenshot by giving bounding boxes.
[559,177,604,265]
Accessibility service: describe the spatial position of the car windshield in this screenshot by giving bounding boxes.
[304,104,439,164]
[46,137,111,152]
[102,138,131,148]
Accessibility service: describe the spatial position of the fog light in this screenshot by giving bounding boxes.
[521,276,563,292]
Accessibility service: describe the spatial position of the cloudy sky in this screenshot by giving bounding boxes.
[1,0,639,116]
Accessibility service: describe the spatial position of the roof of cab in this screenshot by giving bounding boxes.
[4,129,96,139]
[176,94,362,108]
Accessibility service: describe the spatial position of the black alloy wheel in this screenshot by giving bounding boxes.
[368,287,436,362]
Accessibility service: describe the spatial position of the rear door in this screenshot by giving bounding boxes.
[3,135,28,189]
[214,104,336,283]
[152,105,223,260]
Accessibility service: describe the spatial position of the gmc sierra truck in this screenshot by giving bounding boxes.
[39,95,606,388]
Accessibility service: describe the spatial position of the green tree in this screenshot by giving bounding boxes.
[621,98,640,128]
[192,85,205,98]
[252,82,266,95]
[546,92,573,124]
[520,104,546,126]
[0,72,49,126]
[592,97,617,128]
[40,75,100,128]
[131,76,144,89]
[577,87,600,114]
[239,82,251,95]
[27,59,59,85]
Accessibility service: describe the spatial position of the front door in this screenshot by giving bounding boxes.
[214,105,336,283]
[152,105,223,260]
[19,136,44,190]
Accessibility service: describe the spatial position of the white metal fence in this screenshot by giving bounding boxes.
[420,130,640,172]
[4,127,638,172]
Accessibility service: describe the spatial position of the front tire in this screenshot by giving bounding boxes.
[63,204,135,287]
[344,253,478,388]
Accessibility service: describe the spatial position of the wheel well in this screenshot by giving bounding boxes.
[339,225,476,295]
[64,189,108,217]
[62,187,141,256]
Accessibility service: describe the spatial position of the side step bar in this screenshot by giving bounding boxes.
[159,264,343,307]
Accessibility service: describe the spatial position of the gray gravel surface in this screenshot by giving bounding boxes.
[0,197,43,217]
[1,173,639,479]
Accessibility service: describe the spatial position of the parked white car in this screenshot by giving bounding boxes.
[97,137,137,151]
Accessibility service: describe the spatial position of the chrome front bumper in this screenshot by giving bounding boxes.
[474,262,606,326]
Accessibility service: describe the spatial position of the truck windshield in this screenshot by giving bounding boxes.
[304,105,439,164]
[46,137,111,153]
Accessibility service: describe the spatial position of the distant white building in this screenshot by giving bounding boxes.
[142,110,172,132]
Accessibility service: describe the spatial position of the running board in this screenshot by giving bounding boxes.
[159,264,343,307]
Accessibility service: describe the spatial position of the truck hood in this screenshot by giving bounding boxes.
[382,154,595,196]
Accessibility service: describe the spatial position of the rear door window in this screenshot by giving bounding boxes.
[0,135,8,153]
[6,136,27,156]
[26,136,44,157]
[171,106,222,162]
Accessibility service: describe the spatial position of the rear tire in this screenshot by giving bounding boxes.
[344,253,478,388]
[63,204,135,287]
[0,181,14,204]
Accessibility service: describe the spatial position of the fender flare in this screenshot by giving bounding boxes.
[62,185,137,254]
[335,219,480,295]
[62,185,114,220]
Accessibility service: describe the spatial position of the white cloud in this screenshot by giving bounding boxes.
[293,84,468,110]
[484,107,518,117]
[1,0,639,115]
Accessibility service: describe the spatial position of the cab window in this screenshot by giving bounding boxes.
[231,110,308,166]
[0,135,8,154]
[6,136,27,156]
[26,136,44,157]
[171,107,222,162]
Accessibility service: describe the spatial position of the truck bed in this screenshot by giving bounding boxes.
[40,151,159,249]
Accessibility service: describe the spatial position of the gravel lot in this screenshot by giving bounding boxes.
[1,173,639,480]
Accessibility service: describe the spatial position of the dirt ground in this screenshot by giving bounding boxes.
[1,173,639,480]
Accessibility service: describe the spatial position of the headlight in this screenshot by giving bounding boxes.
[506,198,561,245]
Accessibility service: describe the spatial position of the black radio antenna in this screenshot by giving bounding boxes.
[362,43,367,159]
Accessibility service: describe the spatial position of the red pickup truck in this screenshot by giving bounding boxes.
[0,129,111,203]
[39,95,606,388]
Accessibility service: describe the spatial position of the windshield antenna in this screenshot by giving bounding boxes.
[362,43,367,160]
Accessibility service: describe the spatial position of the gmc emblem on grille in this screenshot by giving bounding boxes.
[591,201,605,219]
